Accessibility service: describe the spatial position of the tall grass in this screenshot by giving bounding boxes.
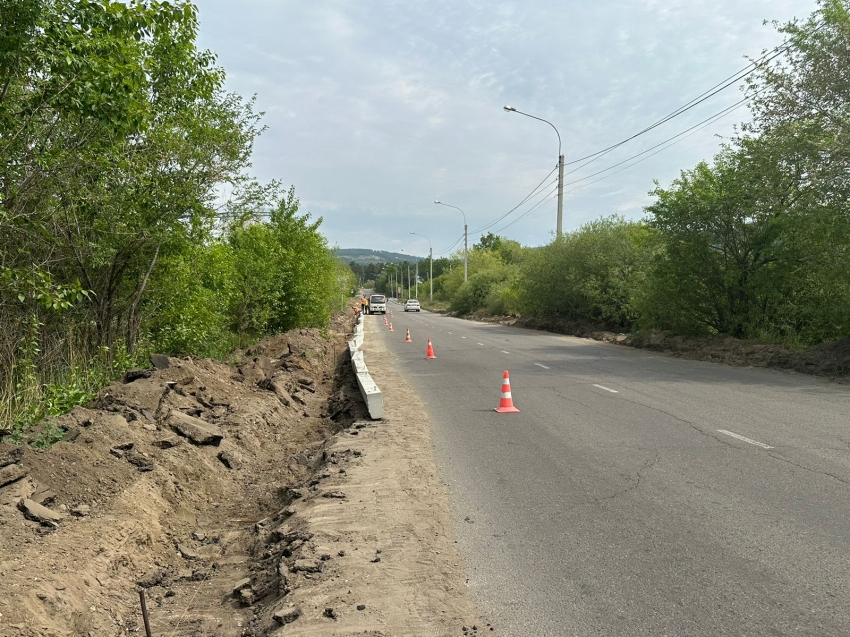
[0,316,146,446]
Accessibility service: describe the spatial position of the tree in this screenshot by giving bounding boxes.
[640,1,850,341]
[740,0,850,341]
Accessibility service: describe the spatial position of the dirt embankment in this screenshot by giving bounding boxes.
[0,311,488,637]
[0,316,363,636]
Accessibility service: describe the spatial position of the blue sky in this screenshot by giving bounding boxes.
[193,0,816,258]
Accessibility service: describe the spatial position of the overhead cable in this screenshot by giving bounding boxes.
[562,96,751,188]
[491,185,559,234]
[469,164,558,234]
[435,233,465,256]
[481,99,748,235]
[561,23,823,168]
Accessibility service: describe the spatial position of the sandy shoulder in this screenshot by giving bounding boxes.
[280,319,487,636]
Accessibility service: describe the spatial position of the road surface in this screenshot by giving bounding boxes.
[372,302,850,636]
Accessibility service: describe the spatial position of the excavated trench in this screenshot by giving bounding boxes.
[0,314,368,637]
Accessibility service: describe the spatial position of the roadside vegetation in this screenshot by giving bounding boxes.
[386,1,850,354]
[0,0,356,442]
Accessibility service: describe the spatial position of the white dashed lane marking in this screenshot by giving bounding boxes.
[593,384,618,393]
[534,363,550,369]
[717,430,774,449]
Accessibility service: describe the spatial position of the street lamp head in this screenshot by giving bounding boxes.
[433,200,441,204]
[503,105,517,112]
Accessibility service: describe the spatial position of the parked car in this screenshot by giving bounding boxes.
[404,299,421,312]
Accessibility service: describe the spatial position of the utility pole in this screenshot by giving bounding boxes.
[503,105,564,239]
[557,152,564,238]
[464,222,468,281]
[415,259,418,299]
[434,201,468,281]
[410,231,433,302]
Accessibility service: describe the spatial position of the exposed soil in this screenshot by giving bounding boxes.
[0,310,487,636]
[0,314,362,637]
[275,318,490,636]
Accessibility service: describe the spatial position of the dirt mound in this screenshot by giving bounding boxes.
[0,320,364,637]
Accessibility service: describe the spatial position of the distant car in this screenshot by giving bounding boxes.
[404,299,421,312]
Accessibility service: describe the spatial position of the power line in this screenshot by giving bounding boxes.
[473,44,793,238]
[480,98,748,237]
[562,95,751,188]
[441,23,822,247]
[471,175,559,235]
[491,185,559,234]
[469,165,558,234]
[436,233,465,256]
[560,23,823,168]
[470,98,746,237]
[564,99,743,194]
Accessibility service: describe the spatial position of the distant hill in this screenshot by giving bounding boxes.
[335,248,423,264]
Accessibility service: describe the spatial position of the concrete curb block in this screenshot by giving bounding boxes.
[348,314,383,420]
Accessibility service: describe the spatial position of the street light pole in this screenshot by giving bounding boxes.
[410,232,433,301]
[434,201,468,281]
[503,105,564,239]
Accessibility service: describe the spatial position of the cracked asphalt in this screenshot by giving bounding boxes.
[374,303,850,636]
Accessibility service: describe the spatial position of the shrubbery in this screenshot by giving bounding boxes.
[0,0,355,440]
[424,2,850,349]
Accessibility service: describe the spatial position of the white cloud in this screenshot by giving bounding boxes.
[194,0,818,252]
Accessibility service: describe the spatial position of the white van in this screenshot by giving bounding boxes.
[369,294,387,314]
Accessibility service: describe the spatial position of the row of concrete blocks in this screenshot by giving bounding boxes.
[348,314,383,419]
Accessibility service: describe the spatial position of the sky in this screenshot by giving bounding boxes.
[193,0,817,258]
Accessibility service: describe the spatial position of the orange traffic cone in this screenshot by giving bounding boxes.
[494,370,520,413]
[390,311,394,318]
[388,323,394,332]
[426,338,437,359]
[404,328,412,343]
[383,316,388,325]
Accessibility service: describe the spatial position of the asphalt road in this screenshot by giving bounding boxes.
[371,302,850,636]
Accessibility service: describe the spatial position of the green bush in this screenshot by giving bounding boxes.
[517,216,651,329]
[450,266,512,315]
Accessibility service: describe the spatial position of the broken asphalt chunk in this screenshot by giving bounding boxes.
[123,369,151,383]
[137,568,167,588]
[177,543,199,560]
[0,463,27,488]
[149,354,171,370]
[291,558,321,573]
[273,605,301,625]
[167,411,223,446]
[18,498,64,526]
